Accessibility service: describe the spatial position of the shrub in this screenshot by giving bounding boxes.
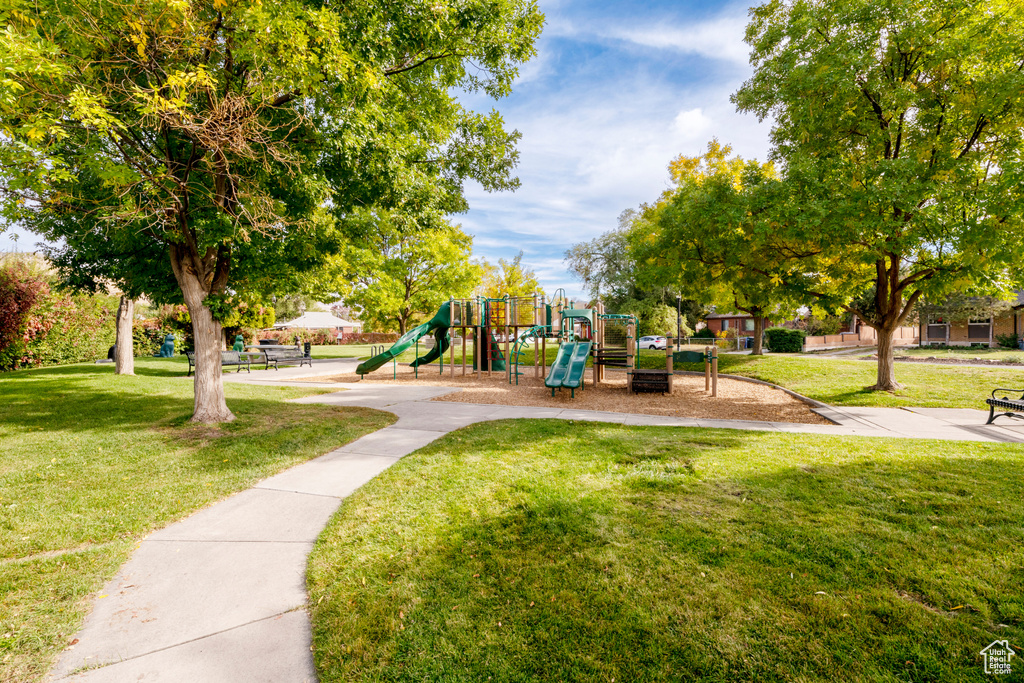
[133,319,168,356]
[339,332,400,345]
[765,327,806,353]
[996,332,1020,350]
[0,259,118,369]
[0,262,45,370]
[21,291,118,367]
[692,327,716,339]
[260,328,339,345]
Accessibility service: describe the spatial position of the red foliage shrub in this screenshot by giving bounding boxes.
[338,331,399,345]
[0,264,46,370]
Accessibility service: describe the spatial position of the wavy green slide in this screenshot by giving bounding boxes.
[356,303,451,376]
[544,341,591,395]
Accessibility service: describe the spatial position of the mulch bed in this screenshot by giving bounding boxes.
[297,364,830,425]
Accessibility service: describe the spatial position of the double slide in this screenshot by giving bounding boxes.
[355,302,507,376]
[544,341,592,397]
[356,304,452,376]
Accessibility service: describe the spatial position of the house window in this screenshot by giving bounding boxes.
[744,319,756,332]
[722,320,729,330]
[968,317,992,341]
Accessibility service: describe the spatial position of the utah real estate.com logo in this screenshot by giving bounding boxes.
[981,640,1015,675]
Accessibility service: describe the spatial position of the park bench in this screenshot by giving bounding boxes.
[985,387,1024,425]
[184,351,252,376]
[263,347,312,370]
[220,351,251,373]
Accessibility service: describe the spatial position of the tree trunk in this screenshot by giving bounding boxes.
[170,250,235,424]
[751,316,764,355]
[874,325,901,391]
[114,296,135,375]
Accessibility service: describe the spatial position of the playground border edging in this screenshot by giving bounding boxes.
[672,370,839,424]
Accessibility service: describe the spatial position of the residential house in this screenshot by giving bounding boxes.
[703,313,773,336]
[919,293,1023,348]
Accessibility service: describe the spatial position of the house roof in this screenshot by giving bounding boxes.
[273,311,363,329]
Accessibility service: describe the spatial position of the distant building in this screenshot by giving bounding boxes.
[919,292,1022,348]
[703,312,773,335]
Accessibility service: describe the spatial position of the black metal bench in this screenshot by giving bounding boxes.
[631,368,670,393]
[184,351,251,375]
[986,388,1024,424]
[221,351,251,373]
[264,347,312,370]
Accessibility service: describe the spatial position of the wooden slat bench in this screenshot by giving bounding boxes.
[596,350,629,368]
[985,387,1024,424]
[264,347,312,370]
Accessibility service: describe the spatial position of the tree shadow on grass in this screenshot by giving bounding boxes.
[313,435,1023,683]
[0,366,328,435]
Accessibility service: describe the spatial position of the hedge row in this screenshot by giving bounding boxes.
[764,327,806,353]
[0,261,118,370]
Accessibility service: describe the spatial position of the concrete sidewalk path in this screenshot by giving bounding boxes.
[49,373,1024,682]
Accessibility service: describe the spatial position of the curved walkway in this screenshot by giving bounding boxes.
[47,360,1024,681]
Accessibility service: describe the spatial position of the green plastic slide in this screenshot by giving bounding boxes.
[356,303,451,376]
[563,341,591,388]
[484,330,507,372]
[544,341,591,393]
[544,342,573,389]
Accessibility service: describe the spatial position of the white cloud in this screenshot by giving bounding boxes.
[460,76,774,298]
[610,16,752,65]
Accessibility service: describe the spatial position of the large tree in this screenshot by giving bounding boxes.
[631,141,796,355]
[478,250,544,299]
[0,0,542,420]
[732,0,1024,389]
[339,213,480,334]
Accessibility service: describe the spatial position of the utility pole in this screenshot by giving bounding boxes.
[676,294,682,351]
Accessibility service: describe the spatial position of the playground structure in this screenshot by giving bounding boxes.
[354,290,719,399]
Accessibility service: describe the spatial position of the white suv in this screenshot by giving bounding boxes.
[639,335,667,350]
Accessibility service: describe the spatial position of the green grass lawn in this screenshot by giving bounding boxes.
[310,344,380,359]
[309,420,1024,682]
[0,359,394,682]
[895,347,1024,363]
[657,353,1024,410]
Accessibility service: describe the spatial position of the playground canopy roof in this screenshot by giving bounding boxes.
[273,312,362,330]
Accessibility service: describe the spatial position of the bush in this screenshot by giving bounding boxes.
[21,291,118,367]
[133,319,168,356]
[339,332,400,345]
[0,262,45,370]
[996,332,1020,350]
[1,258,118,369]
[260,328,338,345]
[765,327,806,353]
[692,327,716,339]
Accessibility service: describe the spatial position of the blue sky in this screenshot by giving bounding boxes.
[459,0,774,298]
[0,0,774,300]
